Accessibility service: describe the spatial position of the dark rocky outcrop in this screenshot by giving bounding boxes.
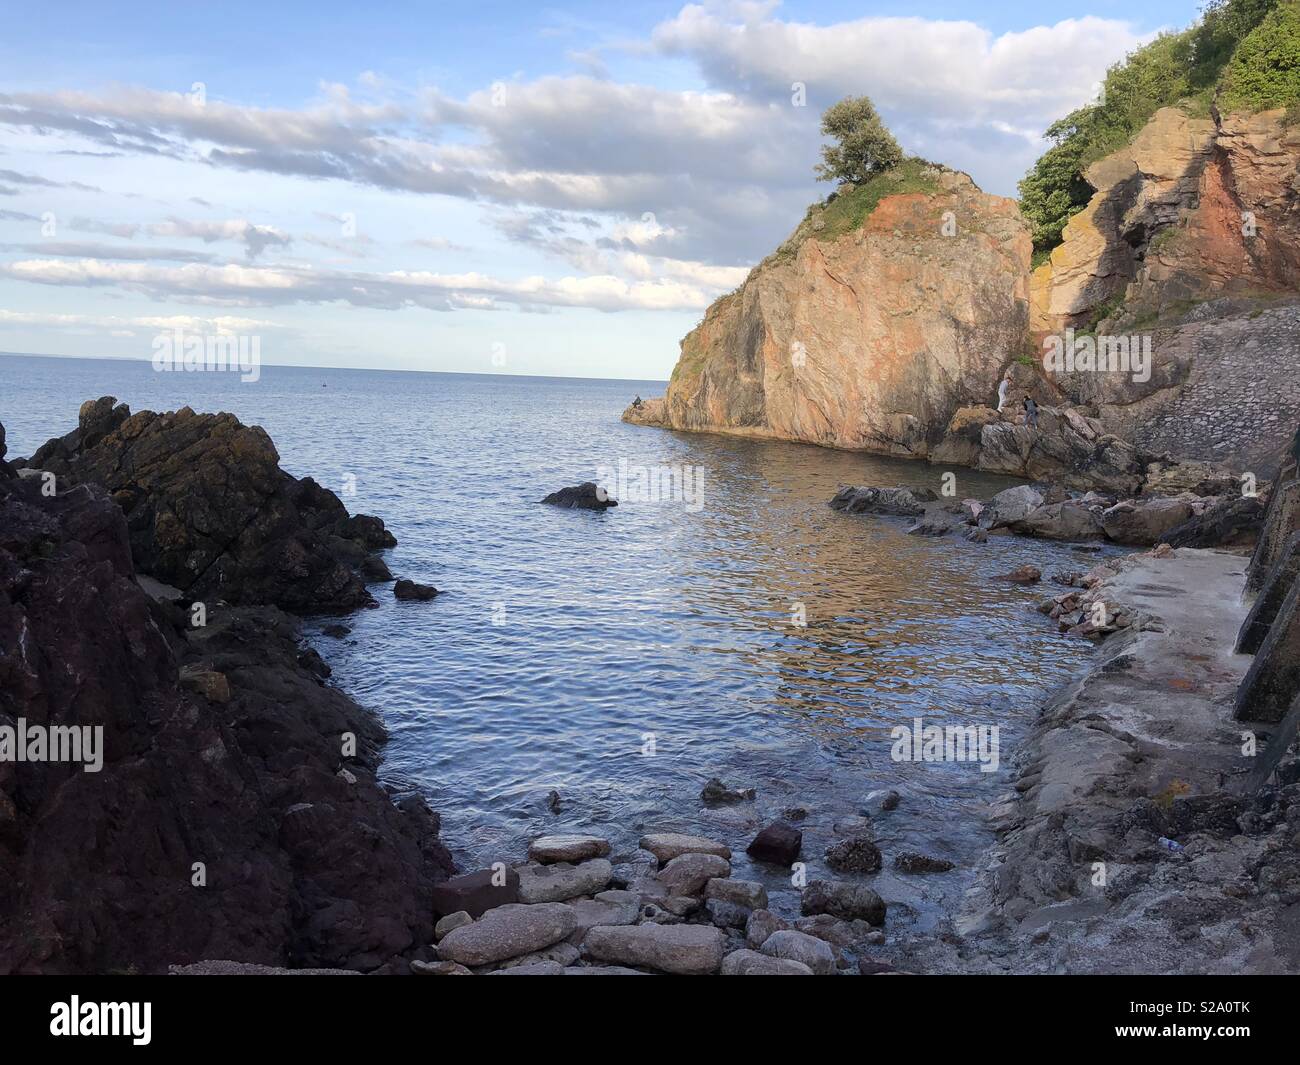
[393,579,438,601]
[540,483,616,510]
[1237,533,1300,655]
[0,415,454,974]
[19,397,394,613]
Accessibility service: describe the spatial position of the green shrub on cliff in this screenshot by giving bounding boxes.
[815,96,904,184]
[1219,3,1300,110]
[1018,0,1282,255]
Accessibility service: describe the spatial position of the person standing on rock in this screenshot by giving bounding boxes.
[997,370,1012,413]
[1024,395,1039,430]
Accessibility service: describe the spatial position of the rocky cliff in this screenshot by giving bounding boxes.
[630,107,1300,484]
[1030,107,1300,476]
[626,165,1032,457]
[0,408,454,974]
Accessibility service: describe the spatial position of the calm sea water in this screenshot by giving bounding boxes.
[0,352,1111,929]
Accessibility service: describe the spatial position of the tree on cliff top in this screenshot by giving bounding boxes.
[815,96,904,184]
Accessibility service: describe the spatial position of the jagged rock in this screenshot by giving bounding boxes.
[639,832,731,863]
[0,438,454,974]
[1238,532,1300,655]
[895,852,955,874]
[540,482,616,510]
[1235,580,1300,724]
[1165,494,1264,548]
[824,836,882,874]
[980,485,1044,529]
[393,579,438,601]
[436,904,576,967]
[700,776,755,805]
[431,867,520,919]
[760,930,836,975]
[1248,478,1300,592]
[1011,502,1105,542]
[801,880,887,925]
[720,949,814,975]
[829,485,929,517]
[931,407,1003,466]
[584,923,725,975]
[1100,497,1196,546]
[19,398,391,612]
[746,821,802,866]
[178,665,231,704]
[527,835,612,864]
[656,853,730,896]
[516,859,612,903]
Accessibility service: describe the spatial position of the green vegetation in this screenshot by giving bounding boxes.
[1219,3,1300,109]
[1018,0,1285,256]
[815,96,904,185]
[812,159,941,240]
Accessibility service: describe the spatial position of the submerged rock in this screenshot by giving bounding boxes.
[700,776,756,806]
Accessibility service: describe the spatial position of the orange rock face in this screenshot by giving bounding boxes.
[637,171,1032,458]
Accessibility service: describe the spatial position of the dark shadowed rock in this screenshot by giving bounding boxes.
[1248,477,1300,593]
[540,482,616,510]
[1235,579,1300,724]
[19,398,394,613]
[393,579,438,601]
[1238,533,1300,655]
[746,821,802,866]
[1165,495,1264,549]
[0,447,453,974]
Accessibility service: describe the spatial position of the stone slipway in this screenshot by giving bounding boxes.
[893,547,1300,974]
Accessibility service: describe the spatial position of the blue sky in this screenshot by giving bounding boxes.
[0,0,1202,379]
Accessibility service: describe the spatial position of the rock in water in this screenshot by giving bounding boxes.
[746,822,803,866]
[825,836,882,874]
[801,880,887,925]
[527,835,612,864]
[894,852,955,874]
[393,579,438,600]
[700,776,755,805]
[995,565,1042,585]
[18,398,393,612]
[639,832,732,863]
[540,482,616,509]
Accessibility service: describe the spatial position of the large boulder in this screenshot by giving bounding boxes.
[800,880,887,926]
[19,398,393,612]
[1100,496,1196,545]
[436,904,576,967]
[584,924,725,975]
[1010,502,1105,542]
[980,484,1044,529]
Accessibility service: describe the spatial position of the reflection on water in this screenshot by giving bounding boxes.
[0,354,1117,928]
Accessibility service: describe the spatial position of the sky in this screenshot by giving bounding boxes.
[0,0,1204,380]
